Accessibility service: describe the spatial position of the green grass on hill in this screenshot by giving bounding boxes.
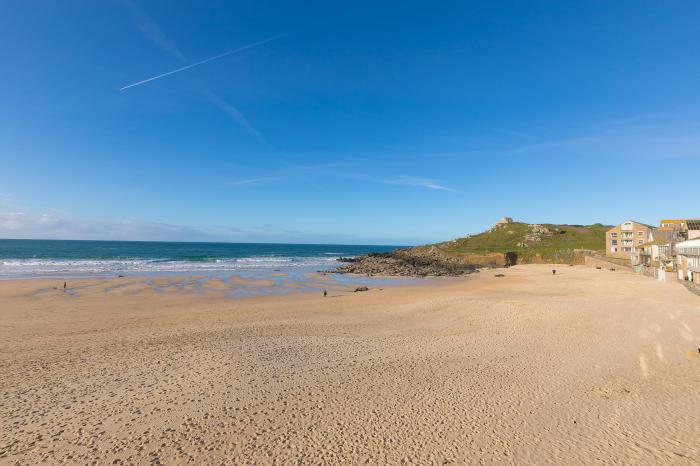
[431,222,609,261]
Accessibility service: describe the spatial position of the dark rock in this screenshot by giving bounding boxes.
[331,246,478,277]
[354,286,369,292]
[495,274,505,277]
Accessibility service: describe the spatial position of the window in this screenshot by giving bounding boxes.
[638,231,644,236]
[612,240,618,245]
[623,232,633,239]
[638,239,643,244]
[610,233,618,238]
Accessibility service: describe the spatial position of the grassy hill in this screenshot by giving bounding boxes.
[422,221,609,265]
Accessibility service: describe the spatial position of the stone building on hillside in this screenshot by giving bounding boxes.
[494,217,513,226]
[606,220,653,259]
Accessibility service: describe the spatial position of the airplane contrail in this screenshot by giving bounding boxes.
[120,35,280,90]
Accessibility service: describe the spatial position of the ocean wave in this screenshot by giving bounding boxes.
[0,256,342,278]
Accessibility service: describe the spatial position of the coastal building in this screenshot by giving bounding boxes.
[659,219,687,230]
[676,239,700,285]
[687,219,700,239]
[629,218,699,281]
[632,229,675,279]
[658,218,700,240]
[606,220,652,259]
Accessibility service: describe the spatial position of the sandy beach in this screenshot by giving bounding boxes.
[1,265,699,464]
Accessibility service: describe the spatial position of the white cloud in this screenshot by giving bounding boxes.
[1,212,25,231]
[0,209,420,244]
[38,213,60,225]
[0,211,207,241]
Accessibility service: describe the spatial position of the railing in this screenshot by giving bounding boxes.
[677,246,700,256]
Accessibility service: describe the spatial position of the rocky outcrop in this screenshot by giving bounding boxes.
[523,224,552,243]
[331,247,478,277]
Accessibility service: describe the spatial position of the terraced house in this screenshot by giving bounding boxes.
[605,220,652,259]
[629,218,700,281]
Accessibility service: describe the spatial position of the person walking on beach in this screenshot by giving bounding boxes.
[552,269,556,275]
[63,281,66,290]
[323,289,327,297]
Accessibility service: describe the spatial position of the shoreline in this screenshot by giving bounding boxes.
[0,268,453,301]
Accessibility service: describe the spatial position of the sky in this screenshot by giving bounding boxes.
[1,0,699,245]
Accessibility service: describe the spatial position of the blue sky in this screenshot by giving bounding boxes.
[1,1,699,245]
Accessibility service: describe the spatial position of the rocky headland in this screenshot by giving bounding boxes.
[330,218,607,277]
[332,247,478,277]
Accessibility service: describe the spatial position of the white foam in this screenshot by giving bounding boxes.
[0,256,343,278]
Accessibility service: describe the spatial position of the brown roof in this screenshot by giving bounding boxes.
[606,220,653,232]
[648,229,674,245]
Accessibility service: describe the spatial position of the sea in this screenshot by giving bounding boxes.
[0,239,398,280]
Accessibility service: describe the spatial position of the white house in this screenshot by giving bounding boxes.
[676,239,700,284]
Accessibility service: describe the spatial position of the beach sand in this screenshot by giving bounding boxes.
[1,265,699,464]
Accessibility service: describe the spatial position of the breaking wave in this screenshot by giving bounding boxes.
[0,256,342,278]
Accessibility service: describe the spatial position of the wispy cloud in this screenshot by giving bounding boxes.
[0,210,212,241]
[229,176,280,187]
[119,0,186,62]
[506,112,700,161]
[220,170,455,191]
[1,212,26,231]
[0,208,420,244]
[120,36,280,91]
[194,83,265,141]
[350,174,454,191]
[119,0,272,140]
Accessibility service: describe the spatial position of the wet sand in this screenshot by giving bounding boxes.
[1,265,699,464]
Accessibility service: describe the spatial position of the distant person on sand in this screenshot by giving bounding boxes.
[63,281,66,289]
[323,289,327,297]
[552,269,556,275]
